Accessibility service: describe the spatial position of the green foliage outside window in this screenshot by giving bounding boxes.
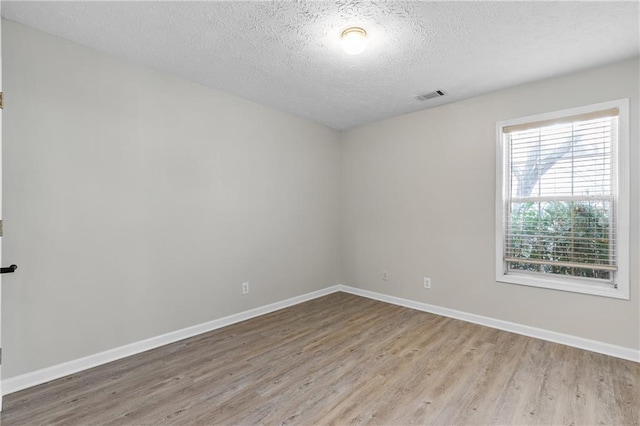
[508,200,611,280]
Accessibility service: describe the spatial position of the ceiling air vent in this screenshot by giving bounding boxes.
[415,90,446,101]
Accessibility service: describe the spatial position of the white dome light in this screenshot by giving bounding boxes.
[341,27,368,55]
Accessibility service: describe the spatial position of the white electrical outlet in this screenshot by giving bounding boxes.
[242,282,250,295]
[382,271,389,281]
[424,277,431,289]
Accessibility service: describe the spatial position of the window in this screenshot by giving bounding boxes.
[496,99,629,299]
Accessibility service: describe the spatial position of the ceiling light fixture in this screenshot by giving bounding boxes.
[341,27,368,55]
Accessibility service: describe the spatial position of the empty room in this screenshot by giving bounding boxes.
[0,1,638,425]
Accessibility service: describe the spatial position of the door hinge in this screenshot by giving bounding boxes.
[0,92,4,109]
[0,219,3,237]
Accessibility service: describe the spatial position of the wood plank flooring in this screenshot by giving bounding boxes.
[2,292,639,425]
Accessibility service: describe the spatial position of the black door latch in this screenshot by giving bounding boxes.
[0,264,17,274]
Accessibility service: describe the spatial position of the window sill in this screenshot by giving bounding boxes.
[496,272,629,300]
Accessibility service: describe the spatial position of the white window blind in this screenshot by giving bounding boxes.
[502,108,619,285]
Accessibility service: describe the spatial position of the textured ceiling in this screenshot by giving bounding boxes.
[3,1,639,130]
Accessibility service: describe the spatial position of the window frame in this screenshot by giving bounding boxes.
[495,99,629,299]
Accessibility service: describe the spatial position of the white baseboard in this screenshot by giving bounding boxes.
[4,283,638,396]
[2,285,341,396]
[337,285,640,363]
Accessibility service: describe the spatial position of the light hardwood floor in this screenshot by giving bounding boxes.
[2,292,639,425]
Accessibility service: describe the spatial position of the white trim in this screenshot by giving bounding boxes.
[495,98,630,300]
[2,286,341,396]
[4,283,638,396]
[337,285,640,363]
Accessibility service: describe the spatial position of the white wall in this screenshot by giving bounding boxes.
[341,57,640,351]
[2,21,341,378]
